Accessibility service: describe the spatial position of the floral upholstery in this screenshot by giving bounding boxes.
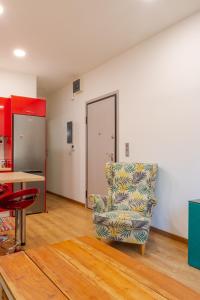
[89,194,112,213]
[89,162,158,245]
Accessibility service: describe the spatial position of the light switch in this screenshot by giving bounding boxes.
[125,143,130,157]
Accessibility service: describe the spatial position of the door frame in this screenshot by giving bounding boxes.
[85,91,119,207]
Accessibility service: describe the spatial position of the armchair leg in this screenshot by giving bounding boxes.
[139,244,146,255]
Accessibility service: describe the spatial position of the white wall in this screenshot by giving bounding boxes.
[47,12,200,238]
[0,69,37,98]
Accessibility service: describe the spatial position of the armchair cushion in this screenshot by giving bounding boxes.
[93,210,151,230]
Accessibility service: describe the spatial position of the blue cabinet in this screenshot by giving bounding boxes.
[188,200,200,269]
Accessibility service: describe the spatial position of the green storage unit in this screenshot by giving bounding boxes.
[188,200,200,269]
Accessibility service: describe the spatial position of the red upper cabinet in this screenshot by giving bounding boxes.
[11,96,46,117]
[0,98,11,137]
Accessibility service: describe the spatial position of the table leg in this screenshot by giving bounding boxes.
[0,279,13,300]
[2,289,9,300]
[21,183,26,246]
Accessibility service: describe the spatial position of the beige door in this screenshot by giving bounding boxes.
[87,95,116,208]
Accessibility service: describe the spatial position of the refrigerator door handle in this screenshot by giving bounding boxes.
[23,170,43,174]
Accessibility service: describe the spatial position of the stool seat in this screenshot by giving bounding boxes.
[0,189,37,210]
[0,184,9,196]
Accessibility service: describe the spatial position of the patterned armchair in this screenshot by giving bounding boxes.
[89,162,158,255]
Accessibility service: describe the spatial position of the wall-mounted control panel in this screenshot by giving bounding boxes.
[67,121,73,144]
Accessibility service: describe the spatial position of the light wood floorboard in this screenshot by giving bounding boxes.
[25,193,200,294]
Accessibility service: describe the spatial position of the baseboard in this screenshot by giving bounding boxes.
[47,191,85,207]
[151,226,188,244]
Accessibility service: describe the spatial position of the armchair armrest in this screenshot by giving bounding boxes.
[89,194,112,213]
[146,193,157,217]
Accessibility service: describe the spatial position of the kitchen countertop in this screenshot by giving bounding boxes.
[0,172,45,183]
[0,167,12,172]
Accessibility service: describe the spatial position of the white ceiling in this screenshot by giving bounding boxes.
[0,0,200,94]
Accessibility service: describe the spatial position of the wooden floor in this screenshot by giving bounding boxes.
[25,193,200,294]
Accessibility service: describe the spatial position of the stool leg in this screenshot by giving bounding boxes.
[21,182,26,246]
[21,209,26,246]
[15,209,22,247]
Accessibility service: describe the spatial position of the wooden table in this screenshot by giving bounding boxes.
[0,172,45,245]
[0,236,199,300]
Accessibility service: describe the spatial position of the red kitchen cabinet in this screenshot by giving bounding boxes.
[0,98,12,168]
[0,95,46,215]
[0,98,11,137]
[0,98,5,136]
[11,95,46,117]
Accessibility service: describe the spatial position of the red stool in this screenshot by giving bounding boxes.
[0,184,9,196]
[0,187,39,253]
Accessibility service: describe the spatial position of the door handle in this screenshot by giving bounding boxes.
[106,153,114,162]
[24,170,43,174]
[110,153,114,162]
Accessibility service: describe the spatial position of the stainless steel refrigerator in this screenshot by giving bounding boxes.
[13,114,46,214]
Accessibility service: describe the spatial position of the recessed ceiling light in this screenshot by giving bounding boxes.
[0,105,4,109]
[13,49,26,58]
[0,5,4,15]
